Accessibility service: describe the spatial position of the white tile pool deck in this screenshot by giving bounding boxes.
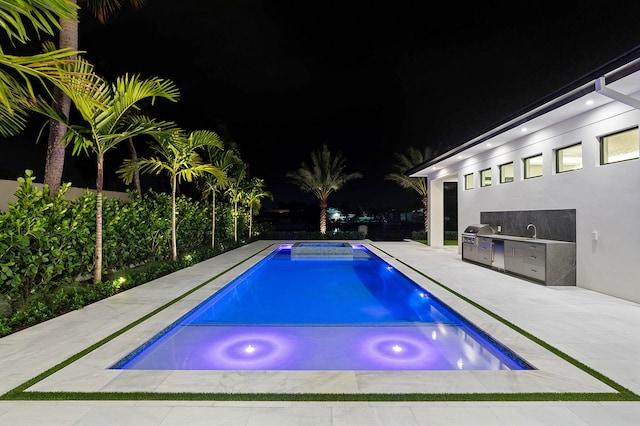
[1,239,639,425]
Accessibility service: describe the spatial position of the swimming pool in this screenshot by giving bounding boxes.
[112,243,534,371]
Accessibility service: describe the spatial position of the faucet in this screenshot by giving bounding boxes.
[527,223,537,239]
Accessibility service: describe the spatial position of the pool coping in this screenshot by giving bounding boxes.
[5,240,629,398]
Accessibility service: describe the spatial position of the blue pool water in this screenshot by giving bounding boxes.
[112,244,534,371]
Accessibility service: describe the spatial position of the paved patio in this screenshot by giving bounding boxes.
[1,240,639,425]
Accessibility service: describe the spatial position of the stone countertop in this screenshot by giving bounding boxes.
[483,235,575,244]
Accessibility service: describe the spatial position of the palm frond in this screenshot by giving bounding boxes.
[0,0,77,44]
[86,0,144,24]
[96,74,179,135]
[287,144,362,199]
[385,146,434,196]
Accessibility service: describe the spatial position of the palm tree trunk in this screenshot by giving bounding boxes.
[211,191,216,248]
[44,1,78,193]
[233,200,238,243]
[249,206,253,238]
[171,174,178,261]
[126,137,142,198]
[319,198,328,235]
[421,195,429,236]
[44,90,71,194]
[94,154,104,284]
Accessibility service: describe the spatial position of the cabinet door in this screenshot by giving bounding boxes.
[462,243,478,262]
[477,237,492,265]
[504,241,523,274]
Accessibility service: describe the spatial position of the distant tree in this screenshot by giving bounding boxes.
[385,146,434,236]
[286,144,362,235]
[119,129,226,261]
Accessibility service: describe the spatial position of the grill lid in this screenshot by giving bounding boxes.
[463,224,495,235]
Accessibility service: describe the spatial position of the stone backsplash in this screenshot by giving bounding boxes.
[480,209,576,242]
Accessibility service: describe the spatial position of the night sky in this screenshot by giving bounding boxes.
[4,1,640,210]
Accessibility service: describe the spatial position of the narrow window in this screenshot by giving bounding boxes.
[480,168,491,187]
[556,143,582,173]
[499,162,514,183]
[523,154,543,179]
[600,127,639,164]
[464,173,474,190]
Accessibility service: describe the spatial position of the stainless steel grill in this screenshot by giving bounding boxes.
[461,224,495,245]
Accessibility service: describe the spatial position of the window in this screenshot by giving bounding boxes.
[556,143,582,173]
[480,168,492,187]
[499,162,514,183]
[523,154,543,179]
[600,127,639,164]
[464,173,474,190]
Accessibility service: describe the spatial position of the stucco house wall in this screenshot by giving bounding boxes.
[426,90,640,303]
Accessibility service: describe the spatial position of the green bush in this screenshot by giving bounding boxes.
[445,231,458,241]
[0,171,244,337]
[411,230,427,240]
[0,171,94,304]
[176,195,211,253]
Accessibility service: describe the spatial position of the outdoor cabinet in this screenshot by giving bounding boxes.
[477,237,493,266]
[462,243,479,262]
[505,241,545,282]
[504,240,575,286]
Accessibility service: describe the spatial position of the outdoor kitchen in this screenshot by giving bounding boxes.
[461,210,577,286]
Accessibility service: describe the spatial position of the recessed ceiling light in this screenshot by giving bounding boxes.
[586,99,594,105]
[521,127,528,132]
[486,143,492,147]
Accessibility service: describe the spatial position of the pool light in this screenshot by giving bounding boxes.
[392,344,403,353]
[244,344,256,354]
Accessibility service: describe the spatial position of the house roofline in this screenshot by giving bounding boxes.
[406,45,640,176]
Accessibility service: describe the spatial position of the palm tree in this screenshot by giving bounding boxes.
[32,73,180,282]
[0,0,99,137]
[286,144,362,235]
[119,129,226,261]
[244,177,272,238]
[44,0,145,194]
[198,145,241,248]
[225,163,247,243]
[385,146,434,236]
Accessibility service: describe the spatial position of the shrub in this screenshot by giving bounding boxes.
[0,171,244,337]
[411,230,427,240]
[0,171,94,304]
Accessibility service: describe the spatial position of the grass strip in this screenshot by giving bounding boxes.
[0,243,274,400]
[7,392,639,402]
[370,243,639,401]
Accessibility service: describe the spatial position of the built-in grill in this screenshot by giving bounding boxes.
[461,224,496,246]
